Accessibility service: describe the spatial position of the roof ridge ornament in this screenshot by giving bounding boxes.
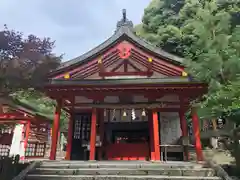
[123,9,126,22]
[116,9,133,31]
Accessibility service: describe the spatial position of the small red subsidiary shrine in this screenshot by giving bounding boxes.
[0,97,51,159]
[45,10,207,161]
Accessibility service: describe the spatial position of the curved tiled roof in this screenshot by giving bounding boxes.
[51,10,183,75]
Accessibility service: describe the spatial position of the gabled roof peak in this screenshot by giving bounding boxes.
[116,9,133,31]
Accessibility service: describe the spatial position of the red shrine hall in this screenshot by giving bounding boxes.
[45,10,207,162]
[0,97,51,159]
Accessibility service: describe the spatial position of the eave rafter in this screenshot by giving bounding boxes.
[74,53,120,79]
[130,48,183,76]
[53,48,119,79]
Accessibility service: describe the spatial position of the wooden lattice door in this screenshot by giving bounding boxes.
[71,113,91,160]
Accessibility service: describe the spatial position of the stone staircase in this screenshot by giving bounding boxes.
[25,161,222,180]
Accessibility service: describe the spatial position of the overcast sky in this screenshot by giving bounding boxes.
[0,0,151,61]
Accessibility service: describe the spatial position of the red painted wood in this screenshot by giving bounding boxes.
[127,60,142,72]
[80,57,121,79]
[65,113,73,160]
[24,121,31,151]
[191,107,203,161]
[130,51,180,75]
[52,39,185,79]
[124,61,128,72]
[89,108,97,160]
[72,53,120,78]
[110,60,125,72]
[49,100,62,160]
[72,101,182,106]
[98,109,104,160]
[130,54,177,76]
[99,71,153,77]
[117,43,131,59]
[148,110,155,160]
[106,143,149,160]
[131,48,184,72]
[0,113,30,120]
[53,48,119,79]
[152,111,160,160]
[130,53,178,76]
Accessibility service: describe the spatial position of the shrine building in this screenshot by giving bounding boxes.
[45,10,207,162]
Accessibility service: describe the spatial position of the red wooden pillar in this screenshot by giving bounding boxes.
[148,110,155,160]
[49,100,62,160]
[179,109,189,160]
[98,109,104,160]
[89,108,97,160]
[152,110,160,160]
[22,120,31,160]
[191,107,203,161]
[65,112,73,160]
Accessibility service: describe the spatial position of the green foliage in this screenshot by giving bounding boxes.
[0,25,61,94]
[137,0,240,121]
[138,0,240,166]
[11,89,68,130]
[0,25,68,129]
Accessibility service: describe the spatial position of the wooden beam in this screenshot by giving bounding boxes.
[0,113,31,120]
[65,112,73,160]
[64,101,182,109]
[54,48,119,79]
[89,108,97,160]
[131,52,178,76]
[127,60,142,72]
[191,107,203,161]
[72,51,119,78]
[124,61,128,72]
[131,51,179,75]
[131,48,184,73]
[99,71,153,77]
[76,57,121,79]
[152,110,160,160]
[47,92,204,102]
[131,54,176,76]
[50,100,62,160]
[110,60,125,72]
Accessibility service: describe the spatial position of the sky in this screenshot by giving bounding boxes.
[0,0,151,61]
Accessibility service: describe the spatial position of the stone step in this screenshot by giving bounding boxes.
[39,161,205,169]
[25,174,222,180]
[30,167,215,176]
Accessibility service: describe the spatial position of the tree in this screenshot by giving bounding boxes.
[137,0,240,168]
[138,0,240,57]
[0,25,61,94]
[0,25,67,128]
